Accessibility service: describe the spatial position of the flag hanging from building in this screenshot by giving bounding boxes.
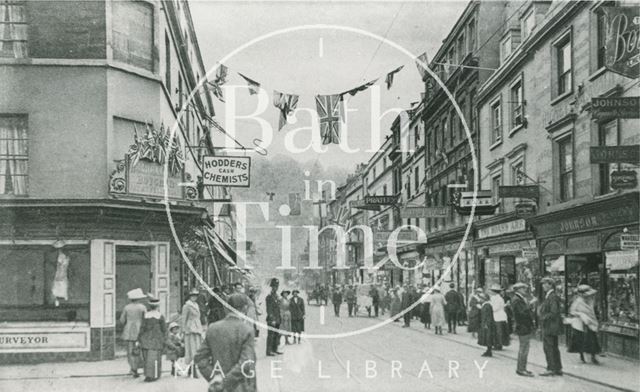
[238,72,260,95]
[385,65,404,89]
[315,94,343,145]
[341,78,378,97]
[273,91,300,131]
[209,64,228,102]
[288,192,302,216]
[415,52,429,81]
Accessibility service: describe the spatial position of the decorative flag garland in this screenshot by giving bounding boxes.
[315,94,343,145]
[415,52,429,81]
[238,72,260,95]
[208,64,228,102]
[386,65,404,89]
[273,91,300,131]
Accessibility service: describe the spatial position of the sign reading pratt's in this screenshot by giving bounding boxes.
[400,206,450,218]
[202,156,251,187]
[499,185,540,200]
[364,195,397,205]
[589,145,640,164]
[477,219,526,239]
[604,7,640,79]
[591,97,640,119]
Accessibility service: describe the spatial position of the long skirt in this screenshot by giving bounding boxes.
[493,321,510,347]
[431,304,446,328]
[184,333,202,366]
[142,349,162,380]
[421,303,431,325]
[126,341,141,372]
[467,308,481,333]
[291,318,304,333]
[281,311,292,332]
[568,328,601,354]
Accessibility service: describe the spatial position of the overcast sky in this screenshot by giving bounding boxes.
[190,0,467,171]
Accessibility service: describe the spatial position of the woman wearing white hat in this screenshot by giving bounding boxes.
[488,284,509,350]
[181,287,203,378]
[567,285,601,364]
[119,288,147,378]
[429,286,447,335]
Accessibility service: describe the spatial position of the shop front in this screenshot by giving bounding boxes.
[530,192,639,359]
[474,214,539,294]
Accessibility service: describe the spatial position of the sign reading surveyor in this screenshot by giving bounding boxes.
[202,156,251,187]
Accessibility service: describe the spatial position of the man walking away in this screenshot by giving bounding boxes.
[445,283,461,333]
[345,285,357,317]
[369,285,380,317]
[539,277,563,376]
[332,286,342,317]
[401,285,413,328]
[512,283,535,377]
[195,294,257,392]
[265,278,283,356]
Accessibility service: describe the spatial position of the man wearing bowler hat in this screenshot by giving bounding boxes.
[265,278,283,356]
[539,277,563,376]
[512,282,535,377]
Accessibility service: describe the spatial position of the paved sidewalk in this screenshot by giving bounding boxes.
[388,320,639,392]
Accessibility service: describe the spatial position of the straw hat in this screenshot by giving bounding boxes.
[512,282,528,291]
[188,288,199,296]
[127,288,146,300]
[577,284,597,296]
[489,283,502,292]
[147,295,160,305]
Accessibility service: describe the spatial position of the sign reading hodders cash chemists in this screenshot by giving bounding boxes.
[202,156,251,187]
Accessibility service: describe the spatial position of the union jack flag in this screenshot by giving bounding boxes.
[315,94,343,145]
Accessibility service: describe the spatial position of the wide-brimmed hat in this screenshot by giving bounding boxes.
[127,288,146,300]
[292,289,300,294]
[489,284,502,292]
[147,295,160,305]
[188,288,199,296]
[168,322,179,331]
[512,282,528,291]
[540,277,555,285]
[281,290,291,296]
[577,284,597,296]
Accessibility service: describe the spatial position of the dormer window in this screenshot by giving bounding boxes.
[500,29,521,64]
[521,8,535,40]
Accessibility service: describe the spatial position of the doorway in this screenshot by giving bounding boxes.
[114,245,152,356]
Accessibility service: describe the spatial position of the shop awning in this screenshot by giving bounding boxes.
[548,255,565,272]
[606,250,639,271]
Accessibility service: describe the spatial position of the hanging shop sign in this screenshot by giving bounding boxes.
[454,190,499,216]
[620,234,640,250]
[202,156,251,187]
[400,206,450,218]
[589,145,640,164]
[477,219,527,239]
[349,199,380,211]
[515,203,537,218]
[591,97,640,119]
[364,195,398,206]
[610,170,638,189]
[603,6,640,79]
[498,185,539,200]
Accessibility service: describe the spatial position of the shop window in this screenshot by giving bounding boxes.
[0,115,28,195]
[606,250,639,328]
[598,120,619,195]
[558,135,574,201]
[490,97,502,144]
[112,0,154,72]
[500,255,516,289]
[0,0,27,58]
[0,245,90,321]
[484,257,500,289]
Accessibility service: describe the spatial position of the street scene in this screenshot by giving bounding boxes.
[0,1,639,392]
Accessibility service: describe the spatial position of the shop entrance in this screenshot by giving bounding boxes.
[115,245,152,356]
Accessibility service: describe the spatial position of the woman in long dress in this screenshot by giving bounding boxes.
[280,290,292,344]
[568,285,601,364]
[467,288,483,338]
[430,286,447,335]
[477,293,495,357]
[420,286,432,329]
[390,287,402,321]
[137,296,167,382]
[181,288,203,378]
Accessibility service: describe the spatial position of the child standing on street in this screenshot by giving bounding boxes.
[165,322,185,376]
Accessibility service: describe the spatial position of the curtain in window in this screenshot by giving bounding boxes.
[0,1,28,58]
[0,116,28,195]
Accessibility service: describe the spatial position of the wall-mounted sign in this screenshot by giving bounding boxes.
[611,170,638,189]
[522,247,538,258]
[0,326,90,353]
[535,204,637,238]
[454,190,499,216]
[589,145,640,164]
[109,158,195,200]
[477,219,527,239]
[349,199,380,211]
[364,195,397,206]
[400,206,450,218]
[202,156,251,187]
[620,234,640,250]
[499,185,540,200]
[591,97,640,119]
[515,203,537,218]
[603,7,640,79]
[458,190,493,207]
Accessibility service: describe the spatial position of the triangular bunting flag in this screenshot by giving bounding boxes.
[415,52,429,81]
[341,78,378,97]
[273,91,300,131]
[385,65,404,89]
[209,64,228,102]
[238,72,260,95]
[315,94,343,145]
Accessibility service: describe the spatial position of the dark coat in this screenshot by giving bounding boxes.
[512,293,535,336]
[266,291,281,325]
[477,302,495,347]
[207,295,226,324]
[401,289,413,310]
[369,287,380,304]
[138,313,167,350]
[290,296,305,320]
[345,288,357,304]
[444,289,461,313]
[195,314,256,392]
[539,290,563,336]
[332,290,343,304]
[467,294,481,333]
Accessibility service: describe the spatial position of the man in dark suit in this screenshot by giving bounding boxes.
[444,283,461,333]
[512,283,535,377]
[289,290,305,344]
[345,285,357,317]
[265,278,282,356]
[195,293,256,392]
[401,284,413,328]
[369,285,380,317]
[538,277,563,376]
[332,286,343,317]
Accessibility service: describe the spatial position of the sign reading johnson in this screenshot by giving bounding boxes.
[202,156,251,187]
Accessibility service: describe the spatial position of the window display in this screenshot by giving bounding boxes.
[606,250,639,330]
